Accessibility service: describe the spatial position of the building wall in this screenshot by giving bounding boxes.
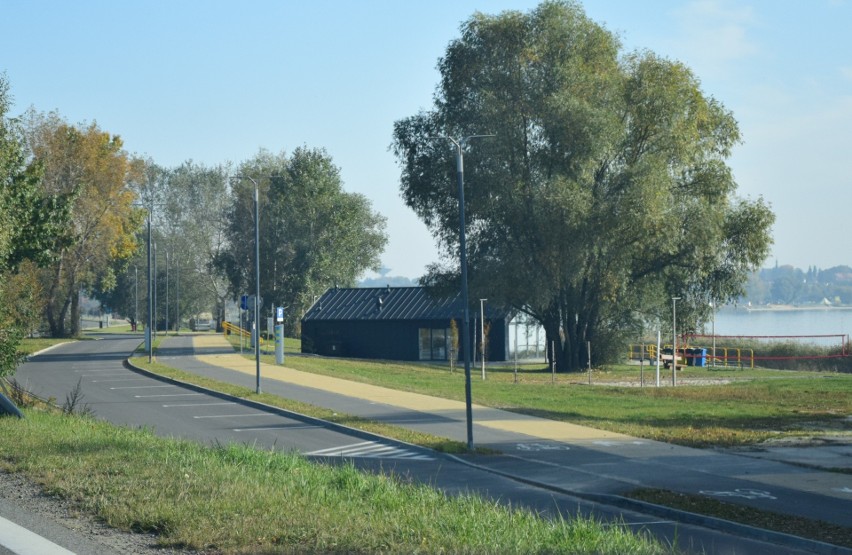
[302,317,509,362]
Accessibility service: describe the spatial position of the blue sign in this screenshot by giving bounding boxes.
[240,294,249,310]
[276,306,284,323]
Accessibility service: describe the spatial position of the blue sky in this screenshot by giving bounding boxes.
[2,0,850,279]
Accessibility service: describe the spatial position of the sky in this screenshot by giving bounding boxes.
[2,0,850,280]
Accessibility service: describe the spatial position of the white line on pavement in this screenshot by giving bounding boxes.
[162,402,236,408]
[0,515,75,555]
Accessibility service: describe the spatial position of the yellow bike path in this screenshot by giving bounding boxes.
[192,334,631,443]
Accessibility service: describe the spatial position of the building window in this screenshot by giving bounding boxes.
[419,328,450,361]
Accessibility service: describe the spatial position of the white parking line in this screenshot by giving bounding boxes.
[233,425,321,432]
[0,515,75,555]
[110,385,175,390]
[162,402,236,408]
[192,413,275,419]
[134,393,204,398]
[91,378,148,383]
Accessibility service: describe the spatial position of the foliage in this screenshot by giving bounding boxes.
[102,161,231,330]
[0,75,75,376]
[392,1,774,372]
[23,111,144,337]
[743,264,852,306]
[216,148,387,332]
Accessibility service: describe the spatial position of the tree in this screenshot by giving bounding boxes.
[217,148,387,332]
[24,112,144,337]
[392,1,774,372]
[0,76,74,378]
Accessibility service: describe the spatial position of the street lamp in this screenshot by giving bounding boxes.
[233,175,262,395]
[146,216,153,362]
[480,298,487,380]
[710,300,716,367]
[430,134,493,450]
[672,296,681,386]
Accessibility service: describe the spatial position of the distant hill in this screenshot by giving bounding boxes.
[743,264,852,306]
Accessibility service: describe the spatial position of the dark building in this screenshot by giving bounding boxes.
[301,286,511,362]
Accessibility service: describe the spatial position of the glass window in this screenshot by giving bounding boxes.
[419,328,432,360]
[431,328,447,360]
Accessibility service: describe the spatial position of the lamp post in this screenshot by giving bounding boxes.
[165,251,169,335]
[710,300,716,367]
[479,298,487,380]
[672,297,681,386]
[146,216,153,362]
[134,265,138,333]
[233,175,262,395]
[431,134,493,450]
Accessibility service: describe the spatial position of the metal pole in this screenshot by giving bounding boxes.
[153,242,157,339]
[254,178,261,394]
[454,141,474,450]
[147,217,153,362]
[672,297,680,386]
[656,329,661,387]
[711,301,716,367]
[480,298,487,380]
[175,261,180,334]
[431,135,492,451]
[134,266,138,332]
[165,251,169,336]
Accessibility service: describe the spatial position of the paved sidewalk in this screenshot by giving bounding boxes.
[158,333,852,543]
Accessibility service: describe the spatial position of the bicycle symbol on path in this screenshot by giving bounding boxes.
[699,488,776,500]
[516,443,570,452]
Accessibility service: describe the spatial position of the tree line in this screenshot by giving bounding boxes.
[0,73,387,380]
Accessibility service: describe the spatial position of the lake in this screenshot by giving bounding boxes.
[708,307,852,345]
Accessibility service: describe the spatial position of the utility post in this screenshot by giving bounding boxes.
[672,297,681,386]
[232,175,264,395]
[428,134,494,450]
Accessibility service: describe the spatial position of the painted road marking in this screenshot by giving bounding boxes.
[91,378,149,382]
[192,413,277,419]
[134,393,204,398]
[110,385,175,390]
[307,441,434,461]
[516,443,570,451]
[233,425,321,432]
[0,515,75,555]
[163,402,237,408]
[700,489,776,500]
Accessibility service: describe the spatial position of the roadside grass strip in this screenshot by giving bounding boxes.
[0,410,671,554]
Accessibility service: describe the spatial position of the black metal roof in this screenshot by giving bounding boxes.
[302,286,509,322]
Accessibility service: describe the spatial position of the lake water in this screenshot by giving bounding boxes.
[708,307,852,345]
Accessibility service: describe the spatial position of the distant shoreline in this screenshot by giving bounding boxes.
[725,305,852,312]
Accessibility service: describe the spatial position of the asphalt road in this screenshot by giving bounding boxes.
[3,335,844,554]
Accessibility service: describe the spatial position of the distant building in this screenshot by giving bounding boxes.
[301,286,511,362]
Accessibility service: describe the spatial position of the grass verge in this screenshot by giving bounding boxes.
[0,409,672,554]
[628,488,852,548]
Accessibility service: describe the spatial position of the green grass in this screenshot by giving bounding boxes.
[240,336,852,449]
[0,409,671,554]
[18,337,76,356]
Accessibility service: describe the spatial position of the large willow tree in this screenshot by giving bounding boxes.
[392,1,774,371]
